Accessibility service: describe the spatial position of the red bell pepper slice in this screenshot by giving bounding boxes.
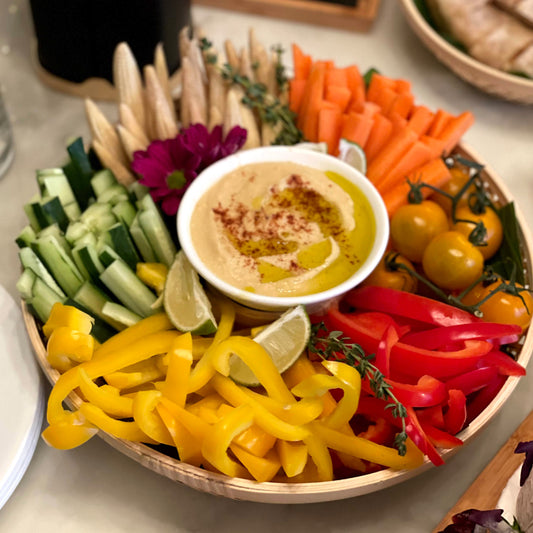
[375,325,398,378]
[384,375,447,408]
[465,374,507,425]
[443,389,467,435]
[344,286,480,328]
[356,396,401,428]
[477,351,526,377]
[405,406,444,466]
[420,422,464,449]
[400,322,521,350]
[358,416,395,445]
[417,405,445,429]
[444,367,499,397]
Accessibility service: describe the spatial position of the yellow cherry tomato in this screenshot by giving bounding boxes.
[390,201,449,263]
[451,205,503,260]
[362,251,418,293]
[431,166,476,217]
[422,231,484,291]
[462,281,533,331]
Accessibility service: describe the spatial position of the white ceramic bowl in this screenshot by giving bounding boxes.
[177,146,389,312]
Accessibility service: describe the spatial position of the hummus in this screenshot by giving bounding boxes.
[190,161,376,297]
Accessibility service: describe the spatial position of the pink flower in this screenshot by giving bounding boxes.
[131,124,247,216]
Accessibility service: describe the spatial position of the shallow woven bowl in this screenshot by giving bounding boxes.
[399,0,533,104]
[23,144,533,504]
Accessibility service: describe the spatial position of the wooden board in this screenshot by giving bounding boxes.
[192,0,381,32]
[433,410,533,532]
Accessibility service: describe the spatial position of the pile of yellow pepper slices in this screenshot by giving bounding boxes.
[41,301,424,483]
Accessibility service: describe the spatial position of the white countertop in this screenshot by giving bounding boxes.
[1,1,533,531]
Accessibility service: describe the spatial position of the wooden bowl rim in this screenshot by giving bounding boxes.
[24,142,533,503]
[398,0,533,92]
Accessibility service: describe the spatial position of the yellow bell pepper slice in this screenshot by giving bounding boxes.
[217,403,277,457]
[41,411,98,450]
[291,360,361,431]
[186,394,226,416]
[77,368,134,418]
[191,336,215,360]
[275,440,308,478]
[78,402,156,443]
[186,299,235,393]
[93,313,174,360]
[303,431,333,482]
[47,330,180,424]
[211,336,295,404]
[104,357,165,390]
[310,422,424,470]
[212,375,309,442]
[159,397,210,442]
[46,326,95,372]
[132,390,174,446]
[242,389,324,426]
[195,405,221,425]
[161,333,193,407]
[201,403,254,478]
[156,403,203,467]
[42,303,94,339]
[136,262,168,294]
[230,445,281,482]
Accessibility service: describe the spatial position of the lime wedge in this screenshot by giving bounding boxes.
[229,305,311,387]
[163,251,217,335]
[338,138,367,175]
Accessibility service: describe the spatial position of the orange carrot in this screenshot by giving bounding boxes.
[428,109,453,138]
[394,79,412,94]
[437,111,475,155]
[388,92,415,119]
[325,85,352,113]
[362,101,382,118]
[389,112,408,135]
[341,112,374,148]
[289,79,307,114]
[373,86,398,115]
[363,114,393,163]
[382,157,452,218]
[297,63,327,139]
[318,106,343,155]
[366,73,396,103]
[292,43,312,81]
[420,135,446,158]
[345,65,365,112]
[408,105,435,136]
[325,68,348,88]
[366,126,419,185]
[376,141,433,193]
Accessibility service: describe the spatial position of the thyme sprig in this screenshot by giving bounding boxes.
[308,322,408,456]
[199,38,303,146]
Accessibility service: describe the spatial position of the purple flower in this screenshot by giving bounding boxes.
[131,124,247,216]
[440,509,515,533]
[515,440,533,486]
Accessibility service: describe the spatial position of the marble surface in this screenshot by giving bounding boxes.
[1,0,533,531]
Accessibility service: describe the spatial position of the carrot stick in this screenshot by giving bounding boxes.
[318,106,343,156]
[297,63,327,138]
[420,135,446,158]
[292,43,312,81]
[394,79,412,94]
[345,65,365,112]
[289,79,307,114]
[376,141,433,193]
[389,112,408,135]
[366,73,396,103]
[366,126,419,185]
[382,157,452,218]
[428,109,453,138]
[363,114,393,163]
[325,85,352,113]
[372,86,398,115]
[362,101,382,118]
[325,68,348,88]
[408,105,435,136]
[437,111,475,155]
[388,92,415,119]
[340,112,374,148]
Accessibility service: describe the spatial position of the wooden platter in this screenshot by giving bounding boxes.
[22,142,533,504]
[433,410,533,532]
[192,0,381,32]
[399,0,533,104]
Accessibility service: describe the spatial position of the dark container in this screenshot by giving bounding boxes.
[29,0,191,84]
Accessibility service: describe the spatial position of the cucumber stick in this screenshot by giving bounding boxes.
[91,169,117,197]
[64,298,117,343]
[19,247,66,297]
[105,222,140,270]
[129,214,157,262]
[16,269,37,300]
[138,209,177,268]
[100,259,158,317]
[73,281,124,331]
[16,226,37,248]
[28,277,66,324]
[102,302,141,328]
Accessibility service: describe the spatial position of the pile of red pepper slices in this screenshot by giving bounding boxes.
[313,286,526,467]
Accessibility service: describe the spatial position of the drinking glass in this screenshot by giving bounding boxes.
[0,90,14,179]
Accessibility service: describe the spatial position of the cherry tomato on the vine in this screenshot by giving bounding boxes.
[362,251,418,293]
[462,281,533,331]
[451,205,503,260]
[422,231,484,291]
[390,200,449,263]
[431,167,476,217]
